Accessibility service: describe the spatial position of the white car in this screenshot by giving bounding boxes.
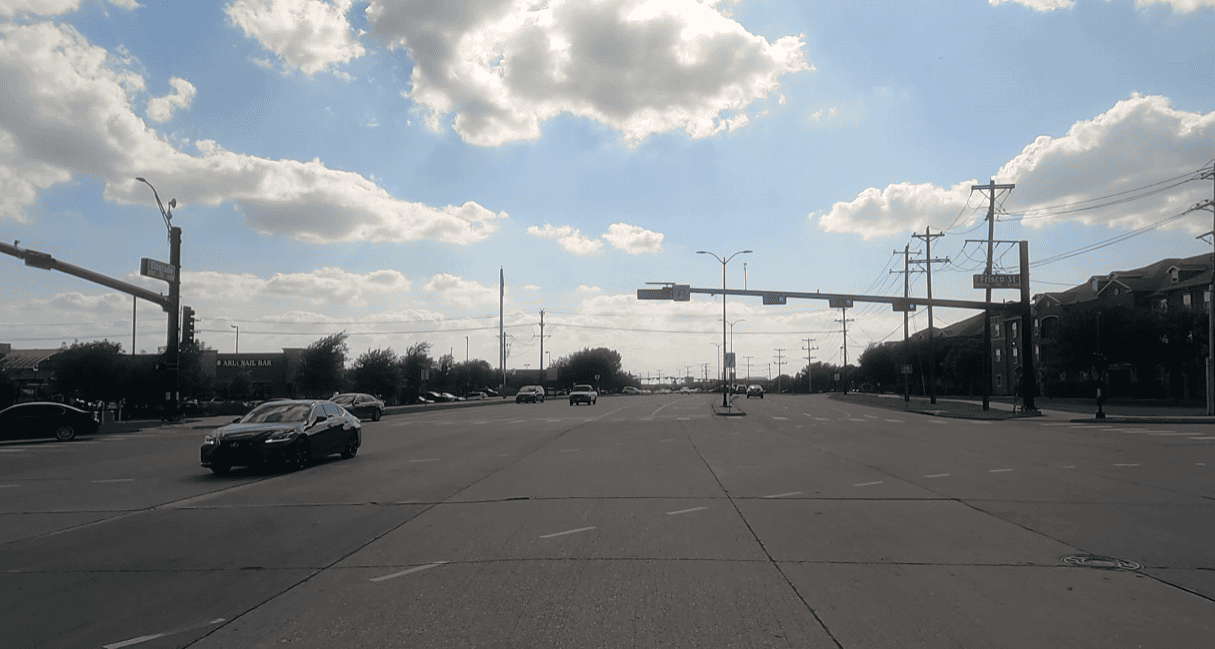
[621,386,642,395]
[569,384,598,406]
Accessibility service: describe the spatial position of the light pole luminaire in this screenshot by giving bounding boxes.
[698,249,751,407]
[231,324,239,354]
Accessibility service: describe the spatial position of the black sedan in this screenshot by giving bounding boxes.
[331,393,384,421]
[0,402,98,441]
[200,399,361,476]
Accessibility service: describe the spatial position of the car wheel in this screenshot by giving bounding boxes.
[371,409,381,422]
[54,425,76,441]
[210,463,231,476]
[340,434,359,459]
[289,439,310,471]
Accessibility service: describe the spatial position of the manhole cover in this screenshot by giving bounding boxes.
[1062,555,1141,571]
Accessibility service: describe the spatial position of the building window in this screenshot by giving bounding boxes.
[1011,321,1018,337]
[1035,319,1040,335]
[1035,344,1040,360]
[1012,346,1018,359]
[1159,298,1168,312]
[995,348,1002,362]
[993,323,1001,338]
[996,374,1002,388]
[1184,293,1192,308]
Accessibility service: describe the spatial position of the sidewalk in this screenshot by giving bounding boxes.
[828,392,1215,424]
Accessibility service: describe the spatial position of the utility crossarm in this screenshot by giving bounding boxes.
[0,241,170,310]
[657,286,1023,313]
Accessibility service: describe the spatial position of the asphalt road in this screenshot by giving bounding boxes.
[1,394,1212,648]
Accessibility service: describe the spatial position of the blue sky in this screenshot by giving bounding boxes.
[1,0,1213,382]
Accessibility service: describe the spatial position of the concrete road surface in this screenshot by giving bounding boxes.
[1,394,1212,648]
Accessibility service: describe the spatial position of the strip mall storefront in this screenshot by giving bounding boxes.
[203,349,304,400]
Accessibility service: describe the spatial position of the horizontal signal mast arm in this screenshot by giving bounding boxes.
[0,241,170,310]
[681,286,1022,312]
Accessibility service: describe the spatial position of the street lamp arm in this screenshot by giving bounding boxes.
[135,177,173,230]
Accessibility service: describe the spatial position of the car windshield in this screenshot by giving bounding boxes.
[240,403,312,423]
[331,395,356,405]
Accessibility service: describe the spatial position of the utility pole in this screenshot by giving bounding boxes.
[835,307,854,394]
[1191,164,1215,415]
[774,348,786,393]
[972,180,1016,410]
[891,245,921,403]
[802,338,817,394]
[499,267,505,389]
[744,355,753,382]
[911,227,948,404]
[538,309,548,374]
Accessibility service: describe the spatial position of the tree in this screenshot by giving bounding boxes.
[555,347,632,392]
[349,348,401,403]
[51,340,126,404]
[400,342,433,402]
[295,332,349,397]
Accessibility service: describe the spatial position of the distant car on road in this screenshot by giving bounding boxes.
[464,391,488,400]
[0,402,98,442]
[331,393,384,422]
[621,386,642,395]
[200,399,361,476]
[746,384,765,399]
[569,384,598,406]
[516,385,545,403]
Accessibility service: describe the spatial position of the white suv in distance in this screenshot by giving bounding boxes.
[569,384,597,406]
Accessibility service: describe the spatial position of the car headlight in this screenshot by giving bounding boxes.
[263,430,296,444]
[203,434,219,445]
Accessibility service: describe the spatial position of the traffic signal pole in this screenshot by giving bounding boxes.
[166,226,181,421]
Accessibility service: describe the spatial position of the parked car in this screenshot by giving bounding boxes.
[423,391,453,402]
[464,391,487,400]
[746,384,765,399]
[516,385,545,403]
[481,388,501,397]
[440,392,464,402]
[200,399,361,476]
[569,384,598,406]
[0,402,98,441]
[331,393,384,422]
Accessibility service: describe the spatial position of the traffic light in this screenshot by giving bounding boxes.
[181,305,195,345]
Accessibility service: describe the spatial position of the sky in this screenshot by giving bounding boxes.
[1,0,1214,384]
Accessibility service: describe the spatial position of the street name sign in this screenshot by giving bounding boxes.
[637,286,672,300]
[140,258,175,283]
[724,352,736,368]
[901,364,913,375]
[973,274,1021,289]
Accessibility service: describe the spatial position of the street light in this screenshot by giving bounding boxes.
[698,249,752,407]
[728,318,745,385]
[135,177,181,421]
[231,324,239,354]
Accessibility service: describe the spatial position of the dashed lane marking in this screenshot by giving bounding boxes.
[924,474,949,478]
[1190,437,1215,440]
[1113,463,1140,467]
[91,479,135,483]
[677,417,691,421]
[772,417,788,420]
[854,481,883,487]
[764,491,802,499]
[0,484,19,488]
[102,618,226,649]
[864,415,879,419]
[989,469,1013,473]
[409,458,440,463]
[0,449,24,453]
[885,419,905,423]
[1061,465,1076,469]
[929,420,948,424]
[666,506,708,515]
[539,526,596,539]
[369,561,448,583]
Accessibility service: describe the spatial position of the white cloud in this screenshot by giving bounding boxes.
[0,21,505,244]
[366,0,810,146]
[423,274,499,308]
[1134,0,1215,12]
[0,0,137,18]
[174,267,411,307]
[523,284,541,291]
[34,291,131,314]
[225,0,366,76]
[602,222,663,254]
[988,0,1074,10]
[576,285,602,294]
[527,223,604,255]
[145,77,196,123]
[816,94,1215,239]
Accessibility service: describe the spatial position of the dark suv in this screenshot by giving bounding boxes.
[516,385,545,403]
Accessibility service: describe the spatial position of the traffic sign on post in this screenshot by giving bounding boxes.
[891,298,917,312]
[637,286,672,300]
[672,285,690,301]
[973,274,1022,289]
[828,297,853,308]
[724,352,735,368]
[140,257,176,283]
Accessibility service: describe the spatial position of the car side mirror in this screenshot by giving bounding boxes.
[313,415,327,424]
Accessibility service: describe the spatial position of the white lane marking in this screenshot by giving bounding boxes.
[772,417,788,420]
[472,421,489,425]
[409,458,440,463]
[677,417,691,421]
[666,506,708,515]
[848,418,867,422]
[649,401,679,417]
[864,415,879,419]
[1198,463,1207,466]
[0,484,19,488]
[930,420,948,424]
[989,468,1013,473]
[854,481,883,487]
[885,419,904,423]
[369,561,448,582]
[612,418,627,422]
[539,526,596,539]
[1061,465,1076,468]
[764,491,802,498]
[0,449,24,453]
[509,420,526,424]
[973,421,993,425]
[91,479,135,483]
[103,618,225,649]
[1113,463,1140,467]
[924,473,950,478]
[1189,436,1215,440]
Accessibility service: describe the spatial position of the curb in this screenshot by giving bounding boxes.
[1066,417,1215,424]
